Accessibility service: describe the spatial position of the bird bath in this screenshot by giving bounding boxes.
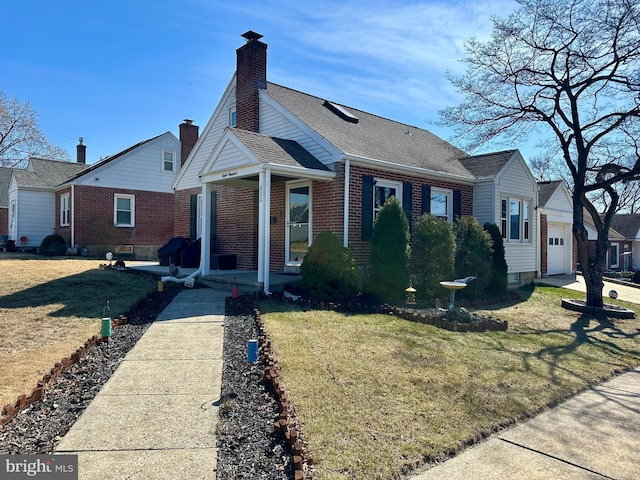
[439,281,468,311]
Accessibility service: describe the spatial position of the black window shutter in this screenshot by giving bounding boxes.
[422,185,431,214]
[361,175,373,241]
[210,190,217,241]
[189,194,198,239]
[453,189,462,220]
[402,181,412,231]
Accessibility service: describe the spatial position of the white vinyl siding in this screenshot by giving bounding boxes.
[11,189,55,246]
[75,133,180,193]
[174,82,237,191]
[260,96,335,165]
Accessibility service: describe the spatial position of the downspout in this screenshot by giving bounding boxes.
[343,158,350,248]
[70,184,75,247]
[257,171,265,284]
[535,185,541,278]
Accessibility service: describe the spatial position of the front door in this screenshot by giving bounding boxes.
[286,181,311,267]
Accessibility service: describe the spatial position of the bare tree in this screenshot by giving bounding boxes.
[0,91,70,168]
[440,0,640,308]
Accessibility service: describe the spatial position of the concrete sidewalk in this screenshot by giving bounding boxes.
[410,275,640,480]
[410,367,640,479]
[55,288,227,480]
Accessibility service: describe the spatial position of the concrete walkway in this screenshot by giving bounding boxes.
[55,288,227,480]
[410,275,640,480]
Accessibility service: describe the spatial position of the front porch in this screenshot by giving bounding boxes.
[127,261,301,294]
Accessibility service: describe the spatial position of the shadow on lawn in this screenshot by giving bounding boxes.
[0,269,156,318]
[490,313,640,393]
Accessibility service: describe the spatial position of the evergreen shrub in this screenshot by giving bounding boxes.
[300,231,362,302]
[366,197,410,304]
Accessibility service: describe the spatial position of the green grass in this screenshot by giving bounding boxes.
[258,285,640,479]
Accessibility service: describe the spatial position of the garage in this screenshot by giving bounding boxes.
[547,222,570,275]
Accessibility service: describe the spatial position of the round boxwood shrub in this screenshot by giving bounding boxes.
[300,231,362,302]
[41,234,67,256]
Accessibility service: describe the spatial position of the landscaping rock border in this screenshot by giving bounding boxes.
[561,298,636,319]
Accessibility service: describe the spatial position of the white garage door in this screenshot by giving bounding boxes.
[548,223,568,275]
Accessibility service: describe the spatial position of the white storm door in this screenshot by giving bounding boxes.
[286,181,311,266]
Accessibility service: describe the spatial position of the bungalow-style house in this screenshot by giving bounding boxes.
[459,150,539,284]
[607,214,640,271]
[583,211,626,272]
[54,120,198,259]
[0,167,12,237]
[173,31,542,293]
[537,180,576,276]
[8,158,89,251]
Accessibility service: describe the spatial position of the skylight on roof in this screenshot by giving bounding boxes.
[323,100,359,124]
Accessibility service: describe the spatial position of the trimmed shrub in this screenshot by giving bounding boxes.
[41,234,67,257]
[300,231,362,302]
[483,223,508,297]
[454,216,493,300]
[366,196,410,304]
[412,213,456,302]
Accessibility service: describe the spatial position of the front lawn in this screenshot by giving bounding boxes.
[258,285,640,479]
[0,255,158,408]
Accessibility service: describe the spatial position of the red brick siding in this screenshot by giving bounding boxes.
[174,187,201,239]
[62,185,174,259]
[540,214,548,276]
[54,187,72,245]
[347,164,474,268]
[0,207,8,236]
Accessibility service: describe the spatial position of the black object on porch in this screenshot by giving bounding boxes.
[158,237,190,266]
[181,238,201,268]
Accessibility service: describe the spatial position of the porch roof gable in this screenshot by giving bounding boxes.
[200,128,333,183]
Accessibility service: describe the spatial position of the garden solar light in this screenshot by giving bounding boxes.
[405,282,416,305]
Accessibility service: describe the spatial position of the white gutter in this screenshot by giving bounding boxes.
[343,158,350,248]
[344,154,476,185]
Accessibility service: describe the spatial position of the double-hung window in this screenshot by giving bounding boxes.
[430,188,452,221]
[162,150,176,173]
[60,193,70,226]
[114,194,135,227]
[501,197,531,242]
[373,179,402,219]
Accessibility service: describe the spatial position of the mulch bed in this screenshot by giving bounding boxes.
[0,277,293,479]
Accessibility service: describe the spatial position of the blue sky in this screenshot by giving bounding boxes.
[3,0,523,164]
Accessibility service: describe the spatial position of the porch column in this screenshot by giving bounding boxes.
[264,167,271,293]
[257,168,271,293]
[201,182,211,275]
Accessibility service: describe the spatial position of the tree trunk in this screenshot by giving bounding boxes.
[573,195,605,308]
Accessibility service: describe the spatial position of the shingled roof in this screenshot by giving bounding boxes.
[263,83,474,180]
[458,150,517,178]
[538,180,564,208]
[609,214,640,239]
[13,158,89,189]
[232,129,331,172]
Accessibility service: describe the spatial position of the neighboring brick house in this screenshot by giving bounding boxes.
[537,180,576,276]
[8,158,89,250]
[0,167,12,237]
[173,31,541,292]
[606,214,640,271]
[54,121,198,260]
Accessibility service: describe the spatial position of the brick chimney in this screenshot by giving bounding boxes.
[76,137,86,164]
[236,30,267,133]
[179,119,199,167]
